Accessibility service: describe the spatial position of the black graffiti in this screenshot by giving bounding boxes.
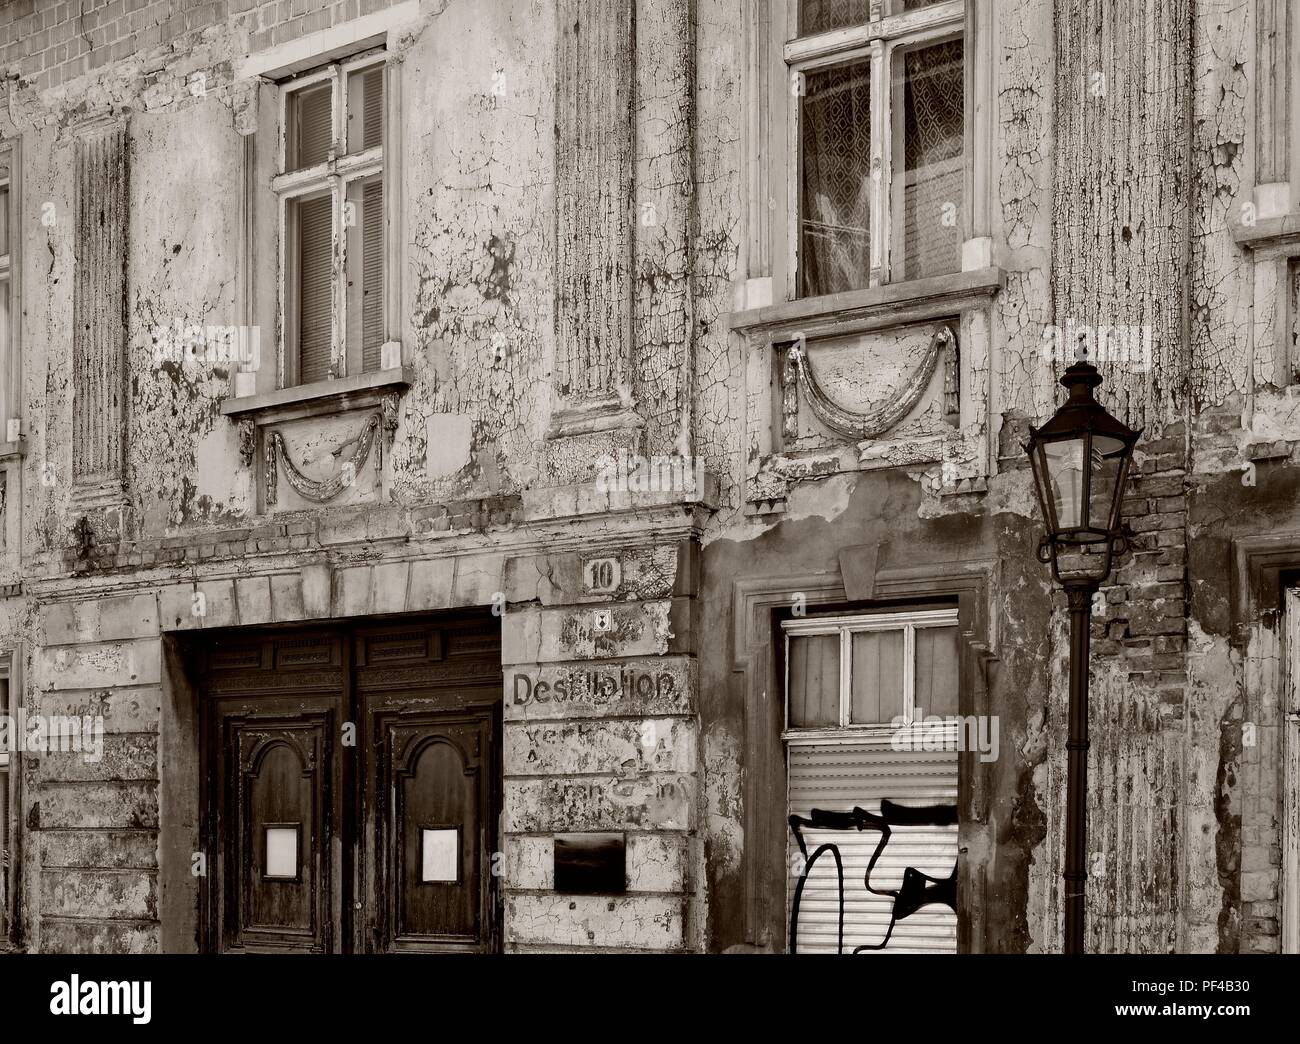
[788,799,958,954]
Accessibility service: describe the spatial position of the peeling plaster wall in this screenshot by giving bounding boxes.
[394,0,554,502]
[129,100,246,530]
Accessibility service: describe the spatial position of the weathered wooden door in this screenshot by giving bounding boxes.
[198,614,501,954]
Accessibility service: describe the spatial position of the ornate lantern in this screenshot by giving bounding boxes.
[1025,360,1141,587]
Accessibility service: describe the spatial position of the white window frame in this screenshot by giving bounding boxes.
[275,51,387,389]
[0,139,21,569]
[783,0,966,299]
[782,606,959,743]
[0,138,18,445]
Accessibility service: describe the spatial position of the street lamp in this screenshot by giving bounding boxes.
[1025,357,1140,954]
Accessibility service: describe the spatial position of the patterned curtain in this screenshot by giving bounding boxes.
[899,38,964,281]
[800,60,873,297]
[799,0,869,35]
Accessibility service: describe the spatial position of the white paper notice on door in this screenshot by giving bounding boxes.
[421,828,459,883]
[265,826,299,879]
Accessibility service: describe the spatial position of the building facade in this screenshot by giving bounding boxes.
[0,0,1297,954]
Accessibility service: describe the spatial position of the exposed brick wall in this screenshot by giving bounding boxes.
[1088,424,1188,684]
[0,0,406,91]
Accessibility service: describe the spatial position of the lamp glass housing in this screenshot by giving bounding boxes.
[1026,362,1139,585]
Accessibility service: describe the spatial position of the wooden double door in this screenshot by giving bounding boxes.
[196,613,502,954]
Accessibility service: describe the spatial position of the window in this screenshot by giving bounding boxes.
[783,608,960,953]
[784,608,960,731]
[788,0,965,297]
[276,55,386,386]
[0,147,12,439]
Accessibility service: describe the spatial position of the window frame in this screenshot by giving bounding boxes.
[783,0,966,299]
[0,137,19,448]
[275,51,387,389]
[781,606,960,742]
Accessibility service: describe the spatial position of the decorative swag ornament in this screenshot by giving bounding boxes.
[265,414,381,505]
[784,324,957,441]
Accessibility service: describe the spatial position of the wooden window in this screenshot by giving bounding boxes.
[276,56,386,387]
[784,607,959,733]
[0,143,15,444]
[786,0,965,296]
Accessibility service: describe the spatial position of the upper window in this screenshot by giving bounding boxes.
[0,150,11,437]
[789,0,965,297]
[276,55,386,387]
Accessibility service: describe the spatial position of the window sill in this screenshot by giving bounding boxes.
[0,439,25,461]
[1233,211,1300,257]
[783,726,903,745]
[726,267,1004,343]
[220,366,411,425]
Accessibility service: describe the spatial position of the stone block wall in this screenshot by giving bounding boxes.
[31,592,164,953]
[500,538,703,952]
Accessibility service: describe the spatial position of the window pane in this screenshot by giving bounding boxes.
[799,0,870,35]
[850,630,904,724]
[894,37,964,281]
[788,634,840,727]
[347,65,384,154]
[1044,439,1085,529]
[287,82,333,171]
[292,192,335,384]
[345,175,384,372]
[889,0,948,12]
[0,185,9,257]
[800,59,871,298]
[915,626,959,717]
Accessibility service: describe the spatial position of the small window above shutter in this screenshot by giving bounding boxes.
[348,65,384,154]
[288,83,333,171]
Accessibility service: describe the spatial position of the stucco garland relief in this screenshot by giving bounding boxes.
[784,325,957,441]
[266,414,382,506]
[747,323,961,514]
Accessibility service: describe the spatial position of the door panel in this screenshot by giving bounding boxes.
[373,708,497,951]
[210,695,341,953]
[232,713,333,949]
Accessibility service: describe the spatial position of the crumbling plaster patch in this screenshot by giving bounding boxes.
[392,1,553,505]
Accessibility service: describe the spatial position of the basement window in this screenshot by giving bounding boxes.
[276,54,387,387]
[782,607,960,953]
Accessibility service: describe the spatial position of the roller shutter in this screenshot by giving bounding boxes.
[786,734,959,954]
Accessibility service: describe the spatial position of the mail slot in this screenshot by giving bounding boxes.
[553,832,626,894]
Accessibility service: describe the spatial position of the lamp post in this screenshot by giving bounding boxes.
[1025,358,1140,954]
